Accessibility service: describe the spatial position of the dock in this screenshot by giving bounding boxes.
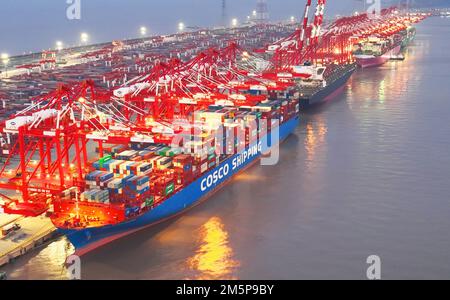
[0,214,57,267]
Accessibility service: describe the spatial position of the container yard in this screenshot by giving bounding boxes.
[0,0,431,279]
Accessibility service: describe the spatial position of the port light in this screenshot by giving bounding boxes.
[56,41,64,51]
[140,26,147,36]
[1,53,9,65]
[81,32,89,44]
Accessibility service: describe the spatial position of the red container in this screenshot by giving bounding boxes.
[175,169,193,185]
[173,154,194,165]
[152,177,175,196]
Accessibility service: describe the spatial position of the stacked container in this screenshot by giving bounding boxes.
[123,175,150,198]
[152,156,173,170]
[107,178,123,195]
[81,189,110,203]
[152,177,176,197]
[116,150,138,161]
[157,147,182,157]
[85,171,114,190]
[95,144,126,155]
[173,154,194,185]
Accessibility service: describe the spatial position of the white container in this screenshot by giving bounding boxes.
[201,162,208,173]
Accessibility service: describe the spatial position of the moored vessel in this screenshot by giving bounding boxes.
[400,26,416,49]
[294,63,356,109]
[50,84,301,254]
[55,115,299,255]
[353,36,402,68]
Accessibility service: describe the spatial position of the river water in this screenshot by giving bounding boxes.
[2,17,450,280]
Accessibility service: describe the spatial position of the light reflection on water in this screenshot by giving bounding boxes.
[4,237,74,280]
[304,119,328,171]
[186,217,239,280]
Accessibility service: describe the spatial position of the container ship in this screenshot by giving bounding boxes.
[50,88,300,255]
[400,26,417,49]
[353,35,402,68]
[293,63,357,109]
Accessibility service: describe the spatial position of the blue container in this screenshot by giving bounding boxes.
[137,187,150,194]
[86,170,102,181]
[125,176,139,186]
[102,159,116,170]
[139,164,152,173]
[136,176,149,186]
[126,162,139,171]
[109,188,122,194]
[99,172,114,182]
[121,175,134,184]
[93,161,101,170]
[248,89,261,95]
[208,105,223,111]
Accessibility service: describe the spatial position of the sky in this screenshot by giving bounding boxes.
[0,0,447,55]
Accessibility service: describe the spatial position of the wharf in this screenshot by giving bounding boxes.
[0,214,57,267]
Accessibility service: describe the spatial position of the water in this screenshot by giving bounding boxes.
[2,17,450,280]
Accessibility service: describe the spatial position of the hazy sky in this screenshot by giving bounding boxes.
[0,0,445,55]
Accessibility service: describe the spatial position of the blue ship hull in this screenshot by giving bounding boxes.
[60,116,300,255]
[299,64,356,109]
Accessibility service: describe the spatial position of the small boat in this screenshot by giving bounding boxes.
[390,54,405,61]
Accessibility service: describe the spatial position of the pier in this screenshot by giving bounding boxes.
[0,214,57,267]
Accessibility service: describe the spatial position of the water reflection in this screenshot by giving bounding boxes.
[186,217,239,280]
[7,237,74,280]
[348,37,428,110]
[378,79,386,103]
[234,173,265,182]
[304,117,328,170]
